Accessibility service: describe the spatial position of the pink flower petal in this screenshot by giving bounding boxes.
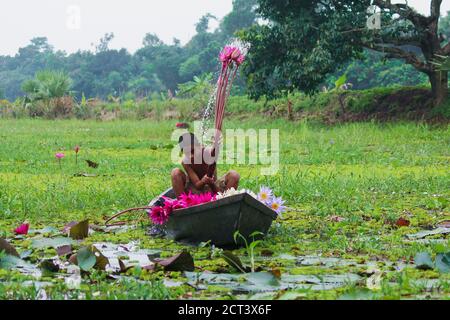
[14,223,29,235]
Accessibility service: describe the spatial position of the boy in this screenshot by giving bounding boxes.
[171,132,240,197]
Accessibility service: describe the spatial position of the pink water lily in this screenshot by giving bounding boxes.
[219,46,245,69]
[148,206,169,225]
[55,152,65,169]
[148,192,217,225]
[179,192,215,207]
[14,222,29,235]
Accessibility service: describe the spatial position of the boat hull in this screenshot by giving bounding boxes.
[150,189,277,247]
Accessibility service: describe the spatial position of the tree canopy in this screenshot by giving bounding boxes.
[241,0,450,105]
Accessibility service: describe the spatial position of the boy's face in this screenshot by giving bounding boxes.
[183,144,203,164]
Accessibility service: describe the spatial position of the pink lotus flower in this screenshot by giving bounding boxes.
[148,206,169,225]
[179,192,215,207]
[148,192,217,225]
[55,152,65,169]
[219,45,246,69]
[219,46,234,63]
[236,54,245,66]
[162,197,184,211]
[14,222,29,235]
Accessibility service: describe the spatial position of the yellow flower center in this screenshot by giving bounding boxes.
[271,203,279,210]
[260,193,268,200]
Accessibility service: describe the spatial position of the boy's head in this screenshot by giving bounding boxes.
[179,133,202,161]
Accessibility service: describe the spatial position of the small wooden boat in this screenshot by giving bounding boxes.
[149,188,278,248]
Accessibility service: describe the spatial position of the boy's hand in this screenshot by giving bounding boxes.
[201,175,215,186]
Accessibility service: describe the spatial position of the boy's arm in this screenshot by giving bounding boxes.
[182,163,209,190]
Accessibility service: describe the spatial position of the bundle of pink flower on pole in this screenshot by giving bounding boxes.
[207,43,247,177]
[215,45,246,134]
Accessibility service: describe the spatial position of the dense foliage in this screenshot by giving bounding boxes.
[241,0,450,105]
[0,2,449,104]
[0,0,258,101]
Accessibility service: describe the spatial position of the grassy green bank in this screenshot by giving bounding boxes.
[0,119,449,299]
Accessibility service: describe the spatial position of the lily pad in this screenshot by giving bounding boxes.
[414,252,434,271]
[435,252,450,273]
[92,242,159,268]
[185,272,361,293]
[76,247,97,271]
[296,256,356,267]
[30,226,59,235]
[338,288,377,300]
[20,249,33,260]
[407,228,450,240]
[0,254,41,277]
[31,237,75,249]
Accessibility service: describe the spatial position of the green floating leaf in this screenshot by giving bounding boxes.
[0,238,19,257]
[76,247,97,271]
[414,252,434,271]
[70,246,110,272]
[435,252,450,274]
[0,254,38,276]
[20,250,33,260]
[31,237,75,249]
[338,288,377,300]
[407,228,450,240]
[247,272,280,288]
[69,220,89,240]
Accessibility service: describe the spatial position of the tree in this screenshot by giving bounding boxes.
[195,14,217,34]
[95,33,115,53]
[22,70,72,102]
[221,0,258,36]
[22,70,73,117]
[143,33,163,47]
[241,0,450,105]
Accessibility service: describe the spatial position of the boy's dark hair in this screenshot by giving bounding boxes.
[179,132,199,151]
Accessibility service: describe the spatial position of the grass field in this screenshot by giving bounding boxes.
[0,118,449,299]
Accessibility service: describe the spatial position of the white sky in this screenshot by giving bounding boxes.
[0,0,448,56]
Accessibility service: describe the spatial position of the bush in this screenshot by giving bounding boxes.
[0,87,447,123]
